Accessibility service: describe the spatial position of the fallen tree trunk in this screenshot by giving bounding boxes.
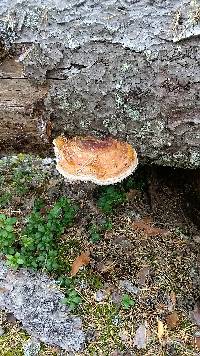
[0,0,200,168]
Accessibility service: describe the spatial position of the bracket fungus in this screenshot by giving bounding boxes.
[53,136,138,185]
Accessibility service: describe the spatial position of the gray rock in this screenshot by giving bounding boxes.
[0,326,5,336]
[110,291,122,305]
[193,235,200,244]
[23,338,40,356]
[94,290,107,302]
[0,261,85,351]
[119,280,139,295]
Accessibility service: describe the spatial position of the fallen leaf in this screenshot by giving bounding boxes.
[133,323,147,349]
[0,287,7,293]
[133,218,169,237]
[71,251,90,277]
[166,311,179,329]
[136,266,150,286]
[157,319,164,342]
[191,301,200,326]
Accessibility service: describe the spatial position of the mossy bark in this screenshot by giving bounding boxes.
[0,0,199,167]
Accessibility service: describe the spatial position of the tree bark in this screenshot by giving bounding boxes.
[0,0,199,168]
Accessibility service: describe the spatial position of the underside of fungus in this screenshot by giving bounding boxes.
[53,136,138,185]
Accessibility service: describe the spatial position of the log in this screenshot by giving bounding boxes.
[0,0,200,168]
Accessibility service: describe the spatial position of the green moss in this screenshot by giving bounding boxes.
[82,303,124,355]
[97,186,126,214]
[0,155,49,209]
[83,272,103,291]
[88,219,113,243]
[0,322,28,356]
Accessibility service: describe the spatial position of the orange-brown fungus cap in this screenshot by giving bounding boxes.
[53,136,138,185]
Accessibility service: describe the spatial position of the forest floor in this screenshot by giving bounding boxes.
[0,154,200,356]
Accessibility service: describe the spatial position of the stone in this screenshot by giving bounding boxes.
[23,338,41,356]
[111,291,122,305]
[193,235,200,244]
[119,280,139,295]
[94,290,107,302]
[0,326,5,336]
[0,261,85,351]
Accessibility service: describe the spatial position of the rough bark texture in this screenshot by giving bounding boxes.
[0,0,200,168]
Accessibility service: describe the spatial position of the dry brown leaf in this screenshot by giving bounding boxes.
[166,311,179,329]
[0,287,7,293]
[71,251,90,277]
[157,320,164,342]
[133,323,147,349]
[133,218,169,237]
[136,266,150,286]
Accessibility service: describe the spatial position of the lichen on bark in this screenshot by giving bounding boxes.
[0,0,199,168]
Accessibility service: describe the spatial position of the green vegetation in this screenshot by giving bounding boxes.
[1,197,77,271]
[96,173,146,214]
[97,186,126,214]
[123,175,146,192]
[89,219,113,243]
[0,155,199,355]
[121,294,135,310]
[61,290,82,310]
[0,154,48,209]
[0,214,17,255]
[83,303,124,354]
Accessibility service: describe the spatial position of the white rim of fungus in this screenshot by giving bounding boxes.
[54,145,138,185]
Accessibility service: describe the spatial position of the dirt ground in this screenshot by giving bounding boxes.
[0,155,200,355]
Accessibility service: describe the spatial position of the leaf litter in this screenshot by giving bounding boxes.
[71,250,90,276]
[132,217,169,236]
[166,311,179,329]
[1,159,200,355]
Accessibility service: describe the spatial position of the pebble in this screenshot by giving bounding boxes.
[193,235,200,243]
[111,291,122,304]
[112,315,121,326]
[0,327,5,336]
[42,157,54,166]
[119,279,139,294]
[94,290,107,302]
[23,338,41,356]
